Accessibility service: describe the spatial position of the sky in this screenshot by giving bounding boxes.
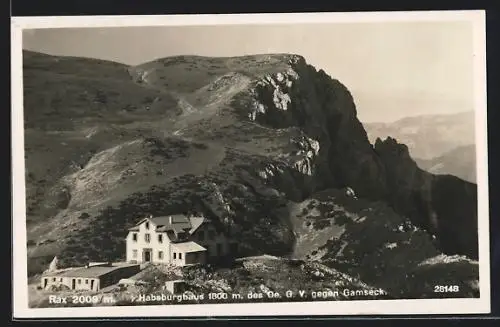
[22,21,475,123]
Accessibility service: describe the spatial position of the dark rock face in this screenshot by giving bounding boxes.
[374,137,478,259]
[245,59,389,199]
[429,175,478,258]
[245,58,478,259]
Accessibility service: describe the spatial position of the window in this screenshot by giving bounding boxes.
[216,243,222,255]
[158,251,163,259]
[52,278,56,282]
[179,253,183,260]
[60,278,63,282]
[132,250,138,258]
[173,252,177,259]
[85,279,89,284]
[158,234,163,243]
[145,222,150,230]
[198,230,205,241]
[78,279,81,284]
[208,230,216,240]
[132,233,137,242]
[145,233,150,243]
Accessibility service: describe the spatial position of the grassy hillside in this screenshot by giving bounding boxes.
[129,54,293,93]
[23,51,132,80]
[23,52,180,130]
[23,51,306,273]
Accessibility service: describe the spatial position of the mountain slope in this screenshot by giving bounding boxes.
[363,111,475,160]
[289,188,478,298]
[23,51,479,297]
[415,145,476,183]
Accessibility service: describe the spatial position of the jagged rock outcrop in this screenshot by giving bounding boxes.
[374,137,478,258]
[235,56,478,259]
[239,58,389,199]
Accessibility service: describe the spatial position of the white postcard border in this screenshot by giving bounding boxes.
[11,10,490,318]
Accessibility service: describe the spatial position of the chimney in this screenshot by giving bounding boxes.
[169,216,173,224]
[149,214,153,219]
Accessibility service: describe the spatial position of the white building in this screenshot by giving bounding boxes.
[125,214,237,266]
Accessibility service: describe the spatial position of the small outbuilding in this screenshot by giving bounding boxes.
[163,279,186,294]
[41,263,140,292]
[170,241,207,266]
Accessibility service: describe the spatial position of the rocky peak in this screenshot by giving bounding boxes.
[239,56,478,259]
[285,54,306,65]
[374,136,413,163]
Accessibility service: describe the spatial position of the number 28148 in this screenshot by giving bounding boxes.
[434,285,460,293]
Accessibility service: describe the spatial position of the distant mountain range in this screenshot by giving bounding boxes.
[363,111,476,183]
[363,111,475,159]
[414,145,476,184]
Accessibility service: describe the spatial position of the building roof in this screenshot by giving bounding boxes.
[44,264,138,278]
[154,215,191,234]
[171,241,206,253]
[152,215,190,228]
[128,214,207,235]
[188,216,206,233]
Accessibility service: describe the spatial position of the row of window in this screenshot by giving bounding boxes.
[132,249,163,259]
[49,277,93,285]
[130,242,228,258]
[131,229,219,243]
[132,233,162,243]
[131,249,183,260]
[129,242,238,263]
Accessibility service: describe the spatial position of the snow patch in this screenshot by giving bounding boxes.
[355,216,367,223]
[177,98,197,115]
[84,127,99,139]
[418,254,477,266]
[384,242,398,249]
